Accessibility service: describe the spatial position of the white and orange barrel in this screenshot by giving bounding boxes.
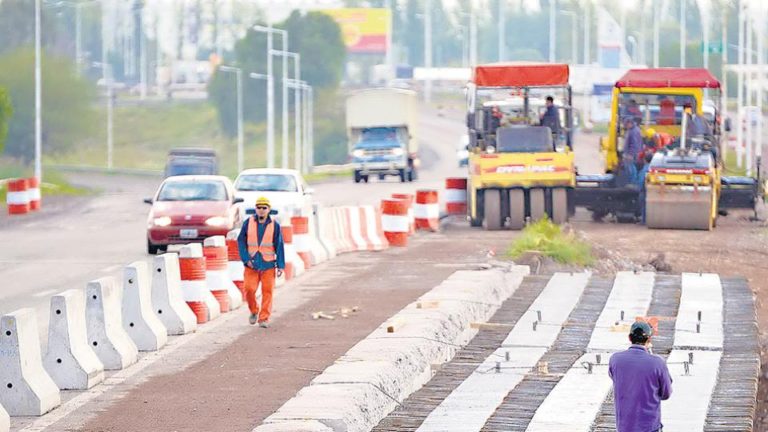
[26,177,41,211]
[381,199,410,247]
[414,190,440,232]
[179,244,209,324]
[203,236,238,313]
[359,205,388,250]
[445,178,468,215]
[281,225,295,280]
[225,229,245,301]
[291,216,312,269]
[6,178,30,215]
[391,193,415,234]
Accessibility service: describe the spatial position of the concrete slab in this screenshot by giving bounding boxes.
[674,273,723,349]
[0,402,8,432]
[588,271,655,351]
[661,350,722,431]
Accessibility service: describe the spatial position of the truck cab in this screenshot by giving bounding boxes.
[164,148,218,178]
[350,126,411,182]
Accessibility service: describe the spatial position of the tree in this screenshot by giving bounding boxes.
[0,88,11,155]
[0,0,76,58]
[0,49,97,162]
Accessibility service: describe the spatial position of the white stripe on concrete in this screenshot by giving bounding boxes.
[413,204,440,219]
[588,271,655,351]
[381,215,409,232]
[661,350,722,431]
[674,273,723,349]
[417,272,590,432]
[525,271,655,432]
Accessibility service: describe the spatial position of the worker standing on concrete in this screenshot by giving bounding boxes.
[237,197,285,327]
[621,117,643,186]
[609,321,673,432]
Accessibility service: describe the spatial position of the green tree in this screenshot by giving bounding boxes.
[0,0,76,57]
[0,88,11,155]
[0,49,97,162]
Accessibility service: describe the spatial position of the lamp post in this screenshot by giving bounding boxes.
[219,65,244,173]
[286,79,313,173]
[680,0,686,67]
[271,50,302,170]
[252,24,287,169]
[93,61,114,170]
[249,72,271,168]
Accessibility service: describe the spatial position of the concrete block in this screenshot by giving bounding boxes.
[0,308,61,416]
[43,290,105,390]
[308,206,330,264]
[85,277,139,370]
[253,420,333,432]
[123,262,168,351]
[315,206,338,259]
[151,254,197,335]
[0,402,8,432]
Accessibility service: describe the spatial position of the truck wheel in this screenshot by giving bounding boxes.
[529,189,546,222]
[483,190,502,230]
[147,240,160,255]
[408,167,417,182]
[354,171,361,183]
[378,174,385,181]
[509,189,525,230]
[399,169,406,183]
[551,188,568,224]
[363,175,369,183]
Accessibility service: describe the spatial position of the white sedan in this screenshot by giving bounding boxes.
[233,168,314,219]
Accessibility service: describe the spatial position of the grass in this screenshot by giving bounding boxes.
[304,169,354,184]
[506,218,594,266]
[0,160,91,202]
[722,147,748,176]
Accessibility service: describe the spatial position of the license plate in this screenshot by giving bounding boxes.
[179,229,198,239]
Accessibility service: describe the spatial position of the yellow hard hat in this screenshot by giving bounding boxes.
[644,128,656,138]
[255,196,271,208]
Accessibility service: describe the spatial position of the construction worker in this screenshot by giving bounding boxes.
[609,321,673,432]
[636,152,654,224]
[237,196,285,327]
[539,96,561,135]
[621,117,643,187]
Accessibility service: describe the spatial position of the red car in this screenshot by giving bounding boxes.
[144,175,243,254]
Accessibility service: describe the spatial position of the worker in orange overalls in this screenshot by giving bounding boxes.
[237,196,285,327]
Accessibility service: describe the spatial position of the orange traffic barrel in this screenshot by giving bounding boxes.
[445,178,468,215]
[179,244,209,324]
[391,193,415,234]
[414,190,439,232]
[27,177,41,211]
[7,178,30,215]
[281,225,294,280]
[381,199,409,247]
[291,216,312,269]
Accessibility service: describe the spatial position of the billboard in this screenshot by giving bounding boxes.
[320,8,391,54]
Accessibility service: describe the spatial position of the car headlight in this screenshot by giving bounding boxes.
[352,149,365,158]
[391,147,404,156]
[153,216,172,227]
[205,216,229,227]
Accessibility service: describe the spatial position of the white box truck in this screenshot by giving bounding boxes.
[346,88,419,183]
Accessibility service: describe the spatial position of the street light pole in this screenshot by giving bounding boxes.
[219,65,243,173]
[584,0,590,65]
[252,24,287,169]
[35,0,42,180]
[737,1,745,168]
[249,72,271,168]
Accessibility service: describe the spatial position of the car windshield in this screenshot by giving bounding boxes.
[157,180,228,201]
[235,174,298,192]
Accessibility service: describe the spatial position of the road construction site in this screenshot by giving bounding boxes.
[1,105,767,432]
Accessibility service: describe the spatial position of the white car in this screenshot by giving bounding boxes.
[457,133,469,167]
[233,168,314,219]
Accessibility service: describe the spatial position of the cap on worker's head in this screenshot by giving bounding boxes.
[623,116,635,124]
[644,128,656,138]
[630,321,653,338]
[255,196,271,208]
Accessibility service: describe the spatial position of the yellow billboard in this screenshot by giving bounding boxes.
[320,8,391,54]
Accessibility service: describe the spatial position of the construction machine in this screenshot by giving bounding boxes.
[574,68,760,230]
[465,63,576,230]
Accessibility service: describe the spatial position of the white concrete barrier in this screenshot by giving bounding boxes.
[316,207,339,258]
[151,254,197,335]
[0,402,8,432]
[0,308,61,416]
[123,262,168,351]
[255,265,530,432]
[43,290,105,390]
[85,277,139,370]
[344,206,369,251]
[360,205,388,251]
[308,206,330,264]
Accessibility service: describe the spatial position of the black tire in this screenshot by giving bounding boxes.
[483,189,502,230]
[551,188,568,224]
[147,239,160,255]
[508,189,525,230]
[363,175,369,183]
[354,170,361,183]
[378,174,385,181]
[399,169,406,182]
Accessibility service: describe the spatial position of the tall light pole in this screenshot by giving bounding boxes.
[549,0,556,62]
[271,50,301,170]
[680,0,686,67]
[93,62,114,170]
[249,72,271,168]
[424,0,432,103]
[35,0,42,180]
[219,65,243,173]
[252,24,286,169]
[701,4,709,70]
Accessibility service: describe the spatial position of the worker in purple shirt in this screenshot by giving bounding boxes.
[622,117,643,186]
[609,321,673,432]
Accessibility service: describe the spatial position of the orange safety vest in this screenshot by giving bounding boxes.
[246,216,276,262]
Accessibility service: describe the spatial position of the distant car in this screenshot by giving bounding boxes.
[457,133,469,167]
[164,148,218,178]
[144,175,243,254]
[233,168,314,219]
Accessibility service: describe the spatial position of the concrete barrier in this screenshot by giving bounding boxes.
[123,262,168,351]
[0,402,8,432]
[43,290,105,390]
[316,207,338,258]
[291,216,313,269]
[308,205,331,264]
[204,236,243,312]
[345,206,369,252]
[359,206,388,251]
[0,308,61,416]
[151,254,198,335]
[256,265,530,431]
[85,277,139,370]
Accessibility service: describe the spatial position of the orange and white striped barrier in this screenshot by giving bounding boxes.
[381,199,410,247]
[179,244,218,323]
[6,178,29,215]
[415,190,440,232]
[225,230,245,301]
[291,216,312,269]
[344,206,369,251]
[204,236,242,312]
[391,193,416,234]
[445,178,468,215]
[27,177,40,211]
[331,207,355,254]
[359,205,388,250]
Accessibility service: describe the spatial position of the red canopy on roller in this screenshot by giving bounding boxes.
[615,68,720,89]
[472,63,570,87]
